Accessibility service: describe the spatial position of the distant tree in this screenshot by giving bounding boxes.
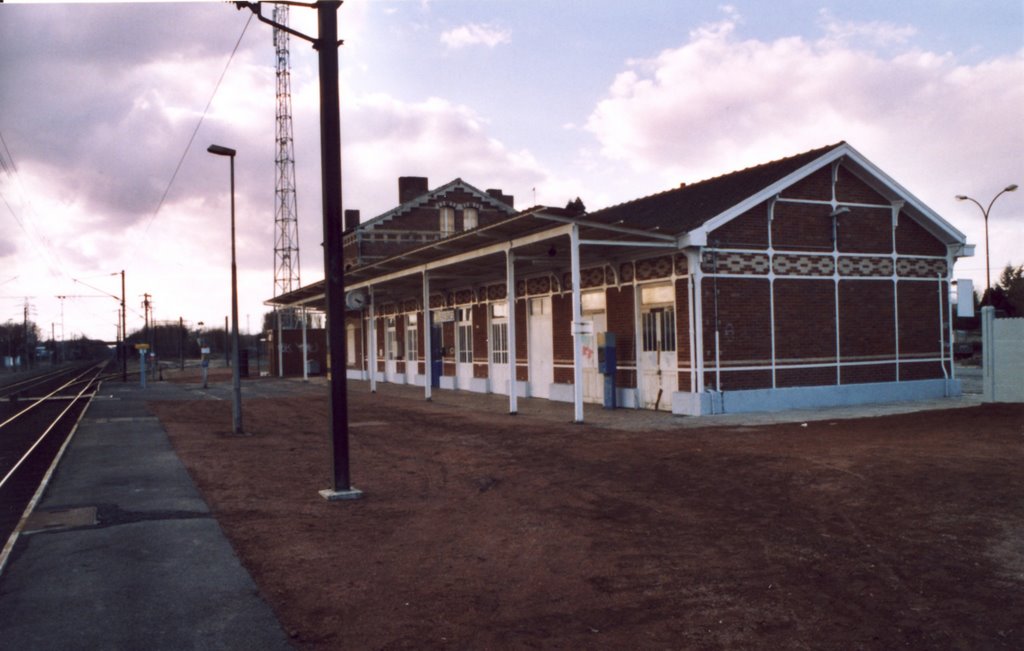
[997,264,1024,316]
[565,197,586,214]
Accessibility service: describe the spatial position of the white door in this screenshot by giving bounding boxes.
[527,297,552,398]
[405,314,419,385]
[639,285,678,409]
[455,307,474,389]
[488,303,510,394]
[384,317,399,382]
[581,312,606,404]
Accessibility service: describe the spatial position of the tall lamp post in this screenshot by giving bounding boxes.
[956,184,1018,303]
[207,144,243,435]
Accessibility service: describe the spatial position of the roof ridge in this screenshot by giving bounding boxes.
[590,141,844,216]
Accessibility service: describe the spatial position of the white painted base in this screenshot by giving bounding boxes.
[671,378,963,416]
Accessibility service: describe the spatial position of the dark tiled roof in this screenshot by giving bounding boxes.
[588,142,844,235]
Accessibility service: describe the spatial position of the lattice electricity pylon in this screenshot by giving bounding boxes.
[273,2,301,329]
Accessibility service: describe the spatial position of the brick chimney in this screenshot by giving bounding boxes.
[344,209,360,231]
[398,177,429,204]
[486,188,514,208]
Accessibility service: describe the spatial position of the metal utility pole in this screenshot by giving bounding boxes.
[235,0,360,500]
[121,270,127,382]
[273,2,302,330]
[142,293,152,347]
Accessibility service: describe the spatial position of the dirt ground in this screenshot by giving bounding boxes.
[150,378,1024,650]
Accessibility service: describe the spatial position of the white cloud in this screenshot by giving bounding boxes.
[817,9,917,49]
[440,23,510,50]
[338,93,546,216]
[585,11,1024,194]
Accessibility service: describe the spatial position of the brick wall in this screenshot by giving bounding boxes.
[838,280,896,361]
[896,216,947,256]
[774,279,836,362]
[836,208,891,253]
[771,202,833,252]
[552,293,574,383]
[606,286,637,389]
[515,299,529,382]
[710,204,768,248]
[701,277,772,364]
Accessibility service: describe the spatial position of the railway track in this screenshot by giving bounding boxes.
[0,361,112,573]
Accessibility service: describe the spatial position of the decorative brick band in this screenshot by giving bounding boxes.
[525,276,551,295]
[701,251,770,275]
[620,262,635,282]
[562,266,606,290]
[774,254,835,276]
[636,255,674,281]
[897,257,948,277]
[838,256,893,277]
[675,254,688,275]
[454,289,474,305]
[486,284,507,300]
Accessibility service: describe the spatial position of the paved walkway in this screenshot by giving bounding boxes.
[0,379,291,650]
[344,369,983,431]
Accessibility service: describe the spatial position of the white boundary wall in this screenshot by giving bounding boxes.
[981,307,1024,403]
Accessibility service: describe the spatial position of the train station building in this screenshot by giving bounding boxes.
[267,142,973,417]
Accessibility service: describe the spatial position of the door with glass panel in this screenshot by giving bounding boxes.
[455,307,474,389]
[580,291,606,404]
[405,313,419,385]
[488,303,510,394]
[639,284,677,409]
[384,317,399,382]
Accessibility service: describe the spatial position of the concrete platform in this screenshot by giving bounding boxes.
[0,379,291,650]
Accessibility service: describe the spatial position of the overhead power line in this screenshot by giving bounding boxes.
[145,11,254,233]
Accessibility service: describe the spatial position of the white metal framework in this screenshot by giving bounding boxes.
[272,3,301,328]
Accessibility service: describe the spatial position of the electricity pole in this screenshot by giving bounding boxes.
[235,0,360,500]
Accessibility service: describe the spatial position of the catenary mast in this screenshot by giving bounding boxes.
[273,3,301,328]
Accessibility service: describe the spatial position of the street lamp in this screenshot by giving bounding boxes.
[207,144,243,435]
[956,184,1018,303]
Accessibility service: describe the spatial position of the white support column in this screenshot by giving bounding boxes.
[301,308,308,381]
[892,201,903,382]
[946,246,956,381]
[688,250,704,393]
[276,309,284,378]
[368,286,377,393]
[570,224,584,423]
[423,270,432,401]
[633,279,645,405]
[937,274,948,383]
[506,248,518,414]
[767,198,777,388]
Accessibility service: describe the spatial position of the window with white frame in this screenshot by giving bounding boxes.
[346,324,356,366]
[440,206,455,237]
[581,290,606,313]
[385,317,399,360]
[463,207,478,231]
[456,307,473,363]
[405,314,418,362]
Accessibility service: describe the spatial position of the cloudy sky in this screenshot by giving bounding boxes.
[1,0,1022,344]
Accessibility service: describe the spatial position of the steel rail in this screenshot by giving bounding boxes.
[0,363,104,431]
[0,364,104,491]
[0,365,84,400]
